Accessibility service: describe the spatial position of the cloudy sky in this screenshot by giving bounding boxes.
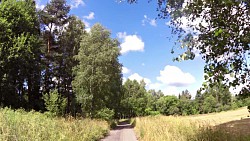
[36,0,205,97]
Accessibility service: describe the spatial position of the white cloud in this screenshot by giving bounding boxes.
[117,32,127,39]
[192,47,201,58]
[70,0,85,9]
[81,19,91,32]
[146,65,196,96]
[224,74,248,95]
[122,67,130,74]
[128,73,151,86]
[85,28,91,33]
[122,77,127,84]
[82,19,90,28]
[142,15,157,27]
[165,0,210,33]
[123,65,198,97]
[149,19,157,26]
[82,12,95,32]
[229,85,245,95]
[157,65,196,87]
[149,83,178,96]
[83,12,95,20]
[35,0,45,10]
[117,32,145,54]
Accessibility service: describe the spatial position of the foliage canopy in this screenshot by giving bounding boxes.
[127,0,250,92]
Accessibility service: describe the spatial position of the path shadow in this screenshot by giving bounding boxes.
[215,118,250,135]
[114,119,134,130]
[195,118,250,141]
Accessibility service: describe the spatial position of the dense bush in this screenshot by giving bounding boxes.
[94,108,115,121]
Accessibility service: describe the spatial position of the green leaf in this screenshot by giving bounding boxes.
[214,29,223,37]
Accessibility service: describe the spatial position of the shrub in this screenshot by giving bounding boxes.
[94,108,114,121]
[244,97,250,107]
[42,90,67,116]
[109,120,118,129]
[231,102,239,110]
[145,108,160,116]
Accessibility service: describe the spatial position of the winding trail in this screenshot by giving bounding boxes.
[101,120,137,141]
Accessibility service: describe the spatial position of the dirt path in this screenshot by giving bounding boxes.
[101,120,137,141]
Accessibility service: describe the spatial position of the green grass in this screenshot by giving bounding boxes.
[0,108,109,141]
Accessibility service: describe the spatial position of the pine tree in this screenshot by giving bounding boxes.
[39,0,70,94]
[57,16,85,114]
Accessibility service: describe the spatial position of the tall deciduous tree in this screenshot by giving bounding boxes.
[72,23,122,117]
[0,0,41,109]
[156,95,180,115]
[127,0,250,93]
[121,79,149,117]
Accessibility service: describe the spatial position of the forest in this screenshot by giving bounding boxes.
[0,0,250,121]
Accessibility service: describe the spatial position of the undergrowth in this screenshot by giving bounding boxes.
[0,108,109,141]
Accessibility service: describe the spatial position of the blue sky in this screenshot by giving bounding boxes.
[36,0,205,97]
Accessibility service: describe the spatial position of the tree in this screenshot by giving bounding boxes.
[202,95,217,113]
[56,16,85,114]
[179,89,191,100]
[147,89,164,112]
[178,99,198,115]
[127,0,250,93]
[195,81,233,112]
[43,90,67,116]
[39,0,70,94]
[121,79,149,117]
[72,23,122,118]
[156,95,180,115]
[0,0,42,109]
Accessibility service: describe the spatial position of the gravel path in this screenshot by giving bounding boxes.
[101,120,137,141]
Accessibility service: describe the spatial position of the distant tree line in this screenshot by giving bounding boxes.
[120,79,250,117]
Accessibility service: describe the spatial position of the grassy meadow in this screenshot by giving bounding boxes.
[0,108,109,141]
[134,107,250,141]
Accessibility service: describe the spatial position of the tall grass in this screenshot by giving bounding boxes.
[134,115,250,141]
[0,108,109,141]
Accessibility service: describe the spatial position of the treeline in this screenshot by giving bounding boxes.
[120,80,250,117]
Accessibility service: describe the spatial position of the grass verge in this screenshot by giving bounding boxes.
[135,115,250,141]
[0,108,109,141]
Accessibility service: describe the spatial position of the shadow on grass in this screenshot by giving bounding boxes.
[196,118,250,141]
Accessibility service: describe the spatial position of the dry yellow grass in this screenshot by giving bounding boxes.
[186,106,249,125]
[0,108,109,141]
[134,107,250,141]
